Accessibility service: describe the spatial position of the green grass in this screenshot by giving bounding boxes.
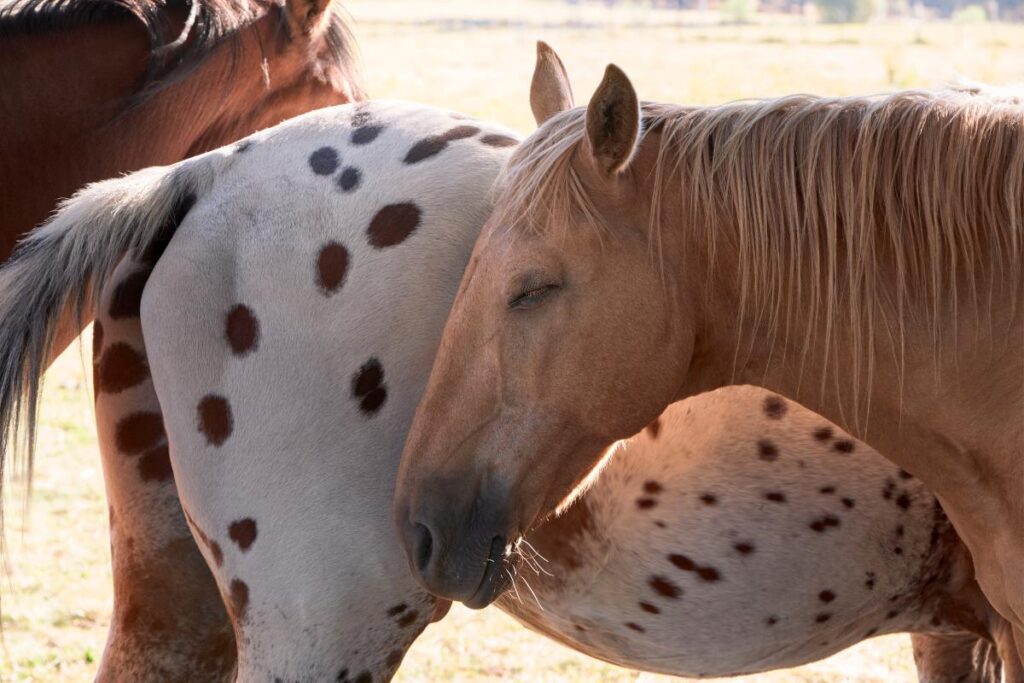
[7,4,1024,679]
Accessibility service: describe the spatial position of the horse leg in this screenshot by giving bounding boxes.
[93,259,235,682]
[1000,623,1024,682]
[911,633,1000,683]
[916,554,1024,683]
[909,538,1024,683]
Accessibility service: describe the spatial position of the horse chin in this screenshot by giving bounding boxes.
[429,597,454,623]
[463,538,521,609]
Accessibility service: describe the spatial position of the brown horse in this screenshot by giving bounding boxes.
[0,0,361,261]
[393,42,1024,655]
[0,2,360,679]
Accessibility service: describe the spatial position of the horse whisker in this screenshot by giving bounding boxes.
[505,567,523,604]
[518,573,545,612]
[519,539,550,565]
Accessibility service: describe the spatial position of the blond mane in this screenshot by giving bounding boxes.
[495,87,1024,425]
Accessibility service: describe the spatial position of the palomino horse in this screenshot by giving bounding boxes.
[0,100,1013,680]
[393,43,1024,650]
[0,0,358,677]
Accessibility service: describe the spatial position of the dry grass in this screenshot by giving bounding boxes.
[6,2,1024,680]
[2,336,109,683]
[346,0,1024,131]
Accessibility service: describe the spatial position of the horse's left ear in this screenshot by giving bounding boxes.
[531,41,575,126]
[290,0,334,34]
[585,64,640,177]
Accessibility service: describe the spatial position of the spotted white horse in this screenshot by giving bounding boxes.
[0,101,1015,682]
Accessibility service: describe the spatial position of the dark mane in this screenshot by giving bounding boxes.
[0,0,362,103]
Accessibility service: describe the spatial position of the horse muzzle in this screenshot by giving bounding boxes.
[394,483,519,608]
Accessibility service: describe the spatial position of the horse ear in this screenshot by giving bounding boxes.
[585,64,640,177]
[291,0,334,34]
[530,42,575,126]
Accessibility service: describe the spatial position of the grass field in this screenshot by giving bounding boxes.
[5,2,1024,680]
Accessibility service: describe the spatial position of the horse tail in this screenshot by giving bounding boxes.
[0,156,217,513]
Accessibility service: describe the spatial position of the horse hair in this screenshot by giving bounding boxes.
[0,156,216,539]
[496,86,1024,426]
[0,0,363,106]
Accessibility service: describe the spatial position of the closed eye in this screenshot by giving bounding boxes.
[508,284,559,309]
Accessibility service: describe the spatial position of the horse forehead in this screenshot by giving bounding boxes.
[482,223,573,270]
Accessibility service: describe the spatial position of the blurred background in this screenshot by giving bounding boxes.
[3,0,1023,680]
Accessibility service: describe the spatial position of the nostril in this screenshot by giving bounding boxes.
[413,523,434,573]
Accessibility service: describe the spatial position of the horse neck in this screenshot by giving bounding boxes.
[659,171,916,447]
[0,10,349,259]
[662,161,1022,485]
